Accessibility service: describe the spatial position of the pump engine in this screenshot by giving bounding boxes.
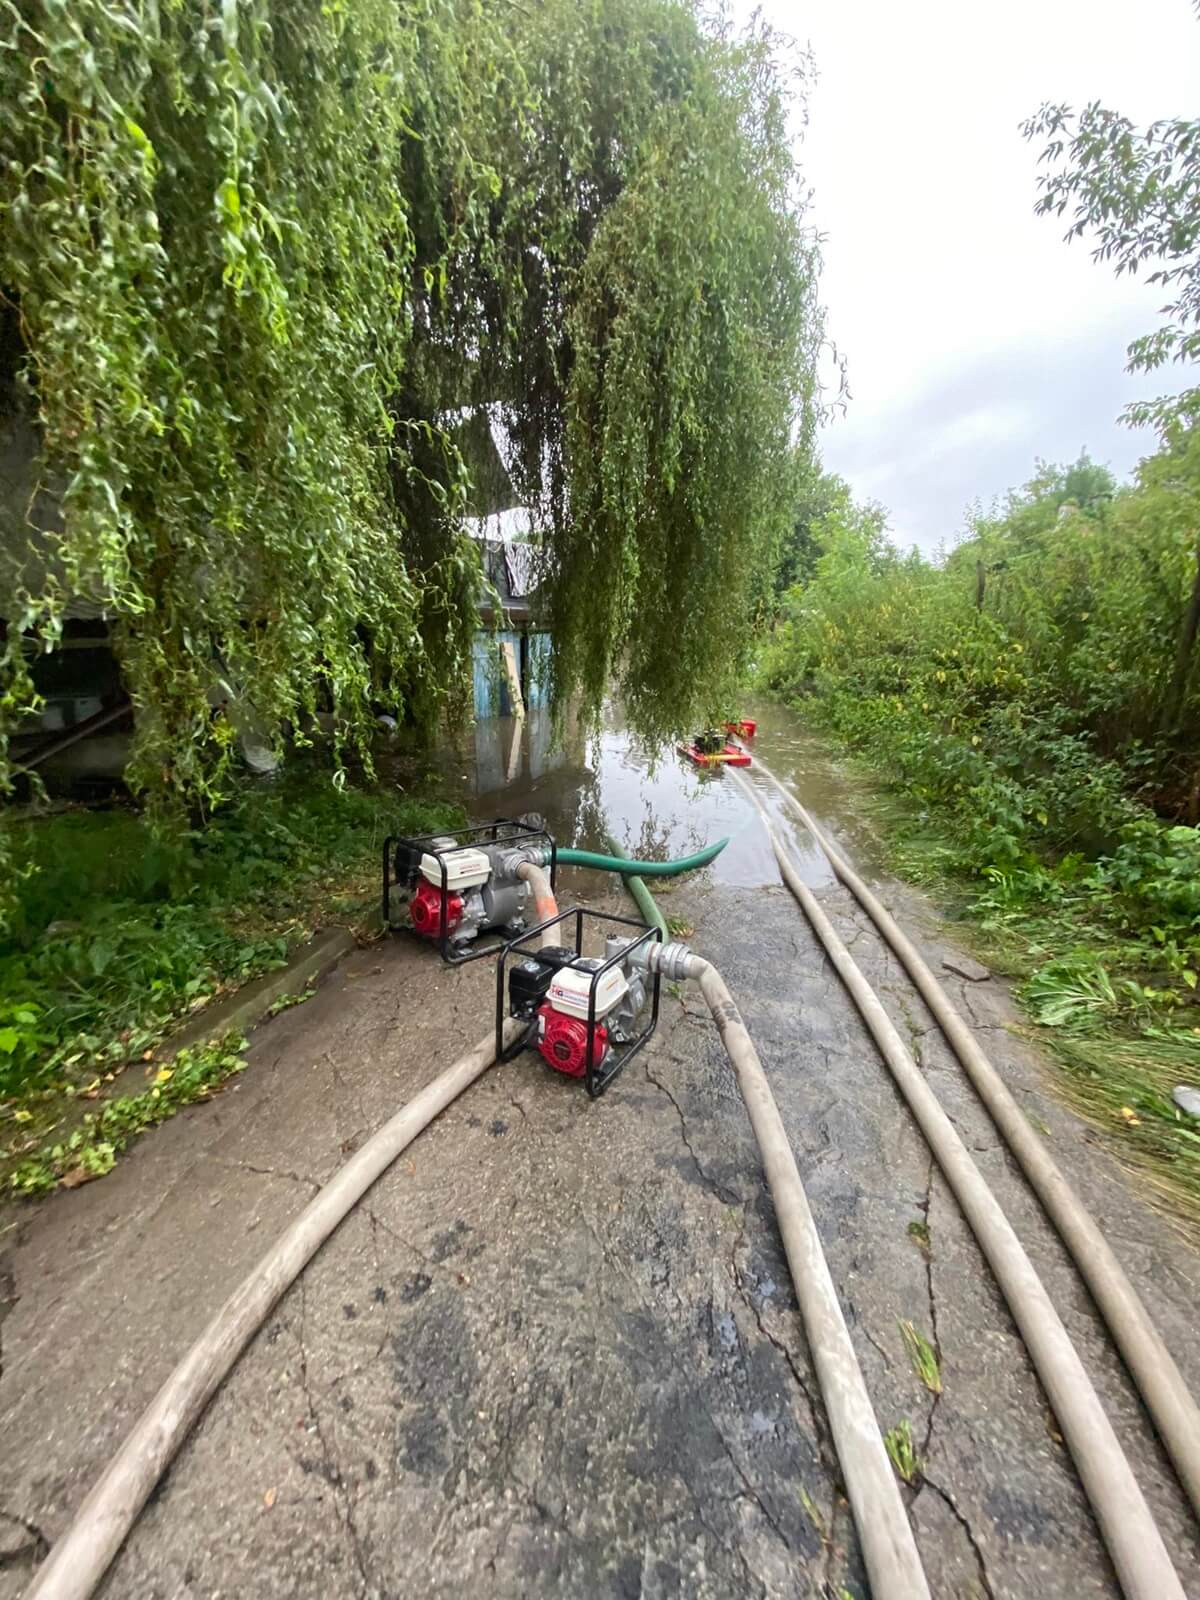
[497,909,661,1096]
[383,818,556,964]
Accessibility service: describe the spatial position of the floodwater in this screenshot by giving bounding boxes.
[431,699,851,895]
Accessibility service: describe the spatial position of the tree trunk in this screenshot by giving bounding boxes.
[975,559,986,611]
[1163,538,1200,735]
[1185,765,1200,827]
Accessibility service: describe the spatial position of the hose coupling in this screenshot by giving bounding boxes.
[499,847,542,879]
[641,940,697,982]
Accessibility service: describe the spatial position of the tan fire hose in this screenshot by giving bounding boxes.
[724,766,1186,1600]
[741,747,1200,1523]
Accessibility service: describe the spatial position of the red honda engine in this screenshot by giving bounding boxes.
[409,878,463,938]
[536,1003,608,1079]
[499,912,662,1098]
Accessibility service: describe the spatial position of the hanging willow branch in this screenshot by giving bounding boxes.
[0,0,824,885]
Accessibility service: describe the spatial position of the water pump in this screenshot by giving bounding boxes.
[497,908,662,1096]
[382,818,556,964]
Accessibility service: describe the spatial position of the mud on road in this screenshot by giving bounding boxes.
[1,726,1199,1598]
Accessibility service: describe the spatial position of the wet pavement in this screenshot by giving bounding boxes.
[1,707,1199,1598]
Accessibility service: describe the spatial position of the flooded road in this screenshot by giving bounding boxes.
[433,700,841,893]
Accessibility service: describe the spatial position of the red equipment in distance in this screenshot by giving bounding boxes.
[678,717,756,768]
[678,739,751,768]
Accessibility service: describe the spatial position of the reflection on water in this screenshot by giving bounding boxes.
[434,701,836,892]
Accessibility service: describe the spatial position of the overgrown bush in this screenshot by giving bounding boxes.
[759,441,1200,1009]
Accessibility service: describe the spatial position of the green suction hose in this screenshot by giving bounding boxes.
[553,838,727,877]
[602,834,669,938]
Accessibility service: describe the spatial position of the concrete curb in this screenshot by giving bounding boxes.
[164,927,357,1057]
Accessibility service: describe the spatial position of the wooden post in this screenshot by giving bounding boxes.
[499,639,525,720]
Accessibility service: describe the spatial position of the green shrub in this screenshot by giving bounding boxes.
[760,445,1200,1009]
[0,775,462,1100]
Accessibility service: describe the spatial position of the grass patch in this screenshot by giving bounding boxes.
[883,1419,921,1484]
[899,1319,942,1394]
[1039,1031,1200,1231]
[9,1035,248,1195]
[1,764,462,1183]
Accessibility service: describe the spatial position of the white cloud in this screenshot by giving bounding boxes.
[747,0,1200,549]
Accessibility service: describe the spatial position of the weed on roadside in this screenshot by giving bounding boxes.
[798,1485,826,1536]
[9,1035,248,1196]
[906,1219,931,1256]
[899,1319,942,1394]
[884,1419,921,1484]
[266,986,317,1019]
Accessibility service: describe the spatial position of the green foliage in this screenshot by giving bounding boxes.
[761,440,1200,1225]
[1024,960,1120,1030]
[0,776,461,1100]
[761,443,1200,917]
[552,13,823,739]
[898,1320,941,1395]
[883,1419,920,1484]
[9,1034,248,1195]
[1024,88,1200,432]
[1,0,470,822]
[0,0,823,899]
[772,466,887,602]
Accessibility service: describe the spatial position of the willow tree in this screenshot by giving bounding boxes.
[0,0,824,838]
[417,2,826,739]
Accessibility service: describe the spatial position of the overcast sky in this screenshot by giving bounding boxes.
[752,0,1200,553]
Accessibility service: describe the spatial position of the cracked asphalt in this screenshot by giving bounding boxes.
[2,782,1200,1597]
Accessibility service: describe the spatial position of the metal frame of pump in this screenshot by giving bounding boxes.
[382,818,557,965]
[496,907,663,1097]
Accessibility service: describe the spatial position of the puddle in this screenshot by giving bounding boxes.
[425,701,839,894]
